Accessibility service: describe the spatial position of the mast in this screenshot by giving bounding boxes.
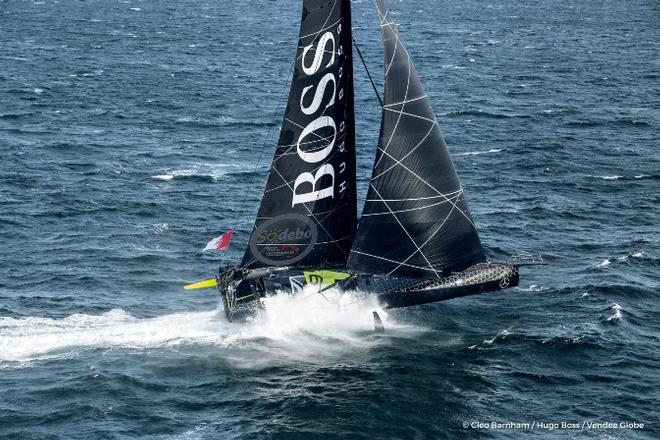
[242,0,357,270]
[348,0,486,278]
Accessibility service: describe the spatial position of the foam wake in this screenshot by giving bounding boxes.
[0,287,413,365]
[0,309,224,363]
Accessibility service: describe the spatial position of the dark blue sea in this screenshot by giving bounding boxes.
[1,0,658,438]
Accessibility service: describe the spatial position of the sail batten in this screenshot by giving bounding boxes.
[242,0,356,270]
[348,0,486,278]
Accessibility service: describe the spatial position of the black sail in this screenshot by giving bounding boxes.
[242,0,356,270]
[348,0,485,278]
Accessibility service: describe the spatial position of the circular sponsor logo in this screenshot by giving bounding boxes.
[249,214,318,266]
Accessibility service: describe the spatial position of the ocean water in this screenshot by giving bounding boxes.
[1,0,658,438]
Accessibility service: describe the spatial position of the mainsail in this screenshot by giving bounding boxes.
[348,0,486,278]
[243,0,356,270]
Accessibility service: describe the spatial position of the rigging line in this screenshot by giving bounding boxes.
[352,38,383,107]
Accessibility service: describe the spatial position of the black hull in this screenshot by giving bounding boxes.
[217,263,518,322]
[355,262,519,309]
[376,272,519,309]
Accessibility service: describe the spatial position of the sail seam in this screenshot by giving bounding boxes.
[294,1,341,63]
[378,6,400,78]
[274,117,347,154]
[383,95,427,108]
[349,250,439,273]
[370,119,437,181]
[265,146,347,194]
[386,201,459,276]
[375,11,416,172]
[365,188,462,202]
[382,18,400,78]
[265,115,348,193]
[296,48,337,59]
[255,203,348,219]
[298,14,341,41]
[375,145,477,228]
[277,132,339,151]
[370,184,440,278]
[272,132,342,162]
[382,107,436,123]
[377,42,411,171]
[362,191,462,216]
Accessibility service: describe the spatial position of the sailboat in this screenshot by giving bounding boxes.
[187,0,538,322]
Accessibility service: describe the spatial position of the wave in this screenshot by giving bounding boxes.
[174,115,274,129]
[551,284,652,300]
[0,287,418,366]
[70,69,105,78]
[520,284,547,292]
[150,163,248,182]
[149,223,169,234]
[0,112,33,120]
[443,110,530,119]
[481,329,511,345]
[589,174,658,181]
[470,324,605,352]
[456,148,504,157]
[469,329,589,351]
[594,251,647,269]
[537,108,576,116]
[509,370,581,386]
[596,259,611,268]
[606,304,623,323]
[566,119,652,128]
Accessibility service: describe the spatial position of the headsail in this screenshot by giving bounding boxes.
[242,0,356,270]
[348,0,485,278]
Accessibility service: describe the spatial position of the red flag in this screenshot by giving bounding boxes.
[203,230,234,251]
